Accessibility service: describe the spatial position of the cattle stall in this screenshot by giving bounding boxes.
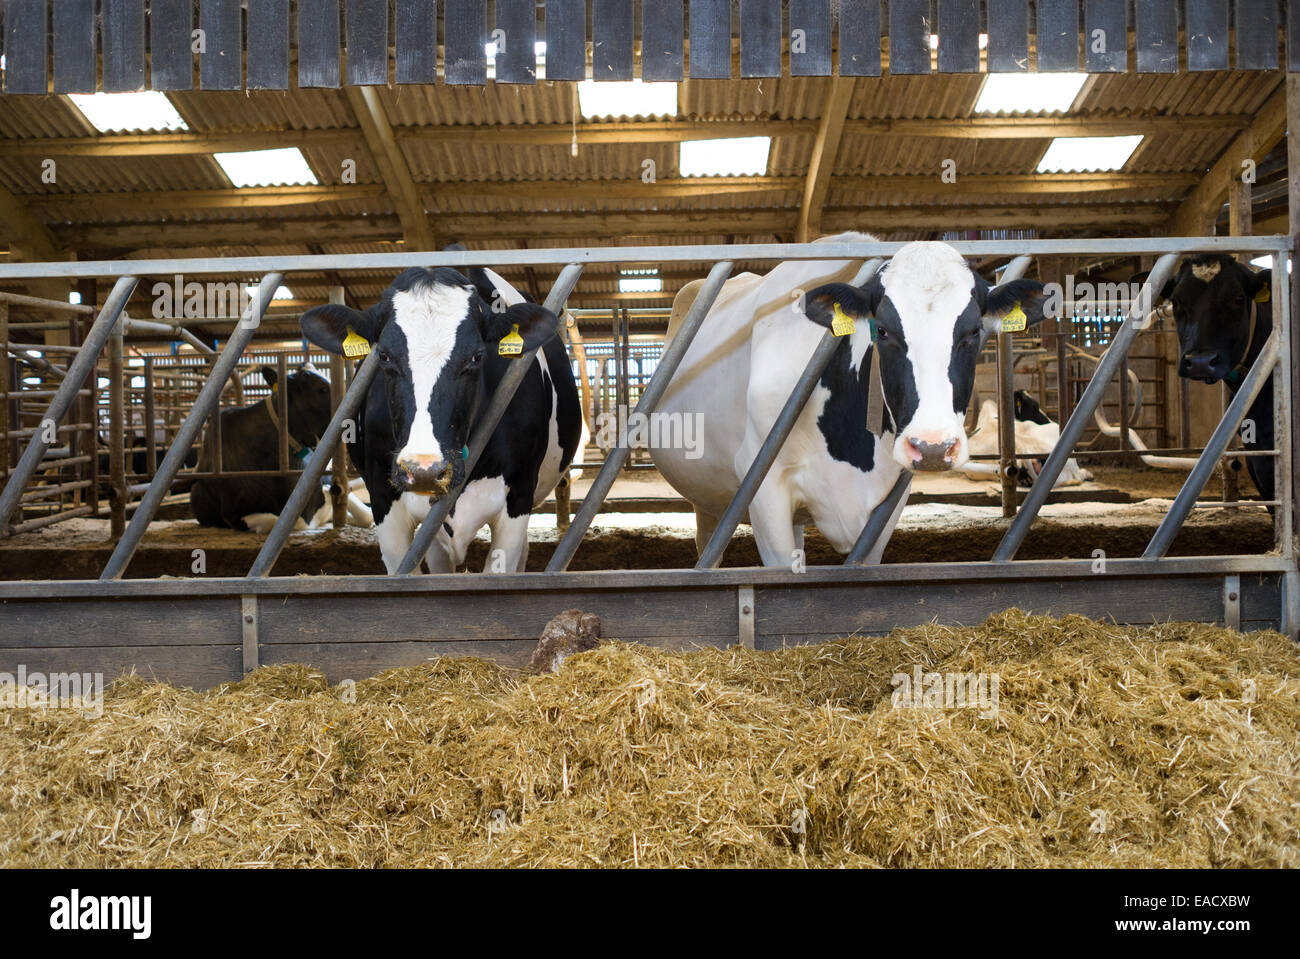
[0,234,1292,688]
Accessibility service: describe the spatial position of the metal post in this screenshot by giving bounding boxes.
[1143,327,1280,559]
[547,261,734,572]
[276,352,290,474]
[0,275,137,533]
[108,317,126,537]
[993,253,1180,562]
[328,287,349,529]
[395,264,585,574]
[0,302,8,485]
[996,330,1017,516]
[844,472,912,566]
[101,273,282,580]
[143,356,157,476]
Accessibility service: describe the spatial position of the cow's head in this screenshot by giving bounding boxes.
[804,242,1046,471]
[299,267,557,496]
[261,363,332,451]
[1154,255,1271,385]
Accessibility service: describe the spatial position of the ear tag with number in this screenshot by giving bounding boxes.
[342,327,371,358]
[499,324,524,356]
[1255,288,1270,303]
[1000,303,1027,333]
[831,302,857,337]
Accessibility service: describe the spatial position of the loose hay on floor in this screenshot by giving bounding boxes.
[1,610,1297,867]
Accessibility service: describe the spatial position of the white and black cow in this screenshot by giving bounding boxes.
[299,266,582,573]
[964,390,1093,487]
[651,233,1046,566]
[190,364,333,530]
[1153,254,1274,503]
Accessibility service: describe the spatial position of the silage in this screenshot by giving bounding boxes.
[1,610,1296,867]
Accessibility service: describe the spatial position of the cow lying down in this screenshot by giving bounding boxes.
[963,396,1093,488]
[190,364,373,533]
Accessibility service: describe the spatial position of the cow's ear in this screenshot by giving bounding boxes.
[260,365,278,391]
[300,303,381,356]
[481,302,559,355]
[802,278,883,333]
[1245,267,1272,303]
[981,279,1047,335]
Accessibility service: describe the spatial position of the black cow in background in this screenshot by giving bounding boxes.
[190,364,333,531]
[1150,255,1274,504]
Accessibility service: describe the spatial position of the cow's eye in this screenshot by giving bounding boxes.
[875,327,889,341]
[467,349,484,368]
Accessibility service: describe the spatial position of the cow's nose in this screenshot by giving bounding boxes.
[398,455,455,492]
[904,435,961,471]
[1181,350,1224,382]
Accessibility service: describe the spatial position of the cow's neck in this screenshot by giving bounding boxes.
[262,394,309,458]
[1225,296,1272,392]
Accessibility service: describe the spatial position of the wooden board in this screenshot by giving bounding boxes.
[494,0,538,83]
[986,0,1030,72]
[1235,0,1279,70]
[788,0,832,76]
[642,0,685,81]
[395,0,438,84]
[739,0,781,78]
[444,0,487,84]
[1186,0,1229,71]
[838,0,882,76]
[544,0,586,81]
[298,0,342,88]
[247,0,291,90]
[53,0,97,94]
[689,0,732,78]
[199,0,242,90]
[592,0,634,80]
[1036,0,1080,71]
[102,0,146,92]
[346,0,389,85]
[938,0,981,74]
[888,0,932,75]
[1135,0,1178,73]
[1083,0,1127,72]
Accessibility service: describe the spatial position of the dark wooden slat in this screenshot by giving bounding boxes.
[1036,0,1080,71]
[0,598,242,646]
[545,0,586,80]
[986,0,1029,71]
[789,0,832,76]
[346,0,389,85]
[1084,0,1127,72]
[198,0,241,90]
[150,0,194,91]
[592,0,633,80]
[838,0,882,76]
[102,0,146,92]
[395,0,438,84]
[298,0,342,88]
[247,0,290,89]
[1235,0,1279,70]
[739,0,781,77]
[0,645,242,690]
[52,0,97,94]
[1135,0,1178,72]
[1291,0,1300,70]
[938,0,980,73]
[888,0,931,74]
[3,0,47,94]
[494,0,537,83]
[444,0,487,83]
[1186,0,1229,70]
[641,0,685,81]
[689,0,732,78]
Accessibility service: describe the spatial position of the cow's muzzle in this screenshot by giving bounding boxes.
[1180,349,1226,384]
[903,435,962,471]
[397,454,455,494]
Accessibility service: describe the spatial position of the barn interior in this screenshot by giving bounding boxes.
[0,7,1287,575]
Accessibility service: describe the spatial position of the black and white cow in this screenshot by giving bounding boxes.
[651,233,1046,566]
[299,266,582,573]
[965,390,1093,487]
[190,364,334,531]
[1154,254,1274,503]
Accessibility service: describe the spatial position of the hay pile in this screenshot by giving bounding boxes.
[2,610,1297,867]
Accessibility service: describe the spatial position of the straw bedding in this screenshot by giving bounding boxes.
[1,609,1297,867]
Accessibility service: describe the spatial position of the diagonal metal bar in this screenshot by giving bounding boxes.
[993,252,1180,562]
[844,472,912,566]
[102,274,283,580]
[0,275,137,533]
[696,258,885,570]
[396,264,584,575]
[547,260,735,572]
[1144,327,1280,559]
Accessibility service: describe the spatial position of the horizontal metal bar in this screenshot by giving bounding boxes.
[0,555,1291,600]
[396,263,585,575]
[0,237,1288,280]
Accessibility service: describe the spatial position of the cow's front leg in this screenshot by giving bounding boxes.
[485,512,530,573]
[749,481,798,568]
[376,499,416,574]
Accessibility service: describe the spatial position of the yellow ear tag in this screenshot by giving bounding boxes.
[499,324,524,357]
[1000,303,1027,333]
[831,302,857,337]
[342,327,371,358]
[1255,287,1270,303]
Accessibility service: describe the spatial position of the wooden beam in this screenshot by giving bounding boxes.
[798,78,856,243]
[1169,85,1286,236]
[343,86,435,251]
[0,184,62,262]
[847,114,1254,140]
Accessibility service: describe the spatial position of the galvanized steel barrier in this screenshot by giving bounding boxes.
[0,236,1293,688]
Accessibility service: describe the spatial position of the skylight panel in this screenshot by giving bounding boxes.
[974,73,1087,114]
[679,137,771,177]
[577,80,677,119]
[214,148,319,187]
[1035,135,1143,173]
[67,92,188,132]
